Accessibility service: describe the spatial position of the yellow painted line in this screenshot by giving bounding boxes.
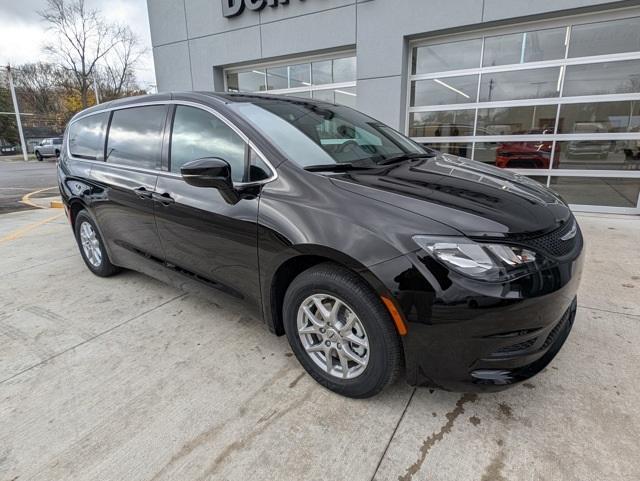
[20,186,58,209]
[0,213,65,244]
[50,199,64,209]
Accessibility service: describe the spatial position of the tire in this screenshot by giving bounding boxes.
[55,149,60,158]
[36,151,43,161]
[74,210,121,277]
[283,263,403,398]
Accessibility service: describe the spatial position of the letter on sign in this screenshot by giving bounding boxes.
[223,0,303,17]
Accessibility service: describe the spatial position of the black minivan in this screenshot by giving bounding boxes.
[59,92,584,398]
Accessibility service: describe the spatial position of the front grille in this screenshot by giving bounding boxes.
[511,218,579,258]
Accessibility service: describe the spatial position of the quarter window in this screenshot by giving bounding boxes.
[170,106,247,182]
[106,106,167,169]
[68,112,109,160]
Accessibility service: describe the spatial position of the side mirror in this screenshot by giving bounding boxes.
[181,157,239,204]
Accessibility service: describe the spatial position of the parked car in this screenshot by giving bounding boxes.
[0,142,17,156]
[34,137,63,160]
[58,93,584,398]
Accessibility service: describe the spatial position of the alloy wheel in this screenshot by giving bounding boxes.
[79,221,102,268]
[297,294,370,379]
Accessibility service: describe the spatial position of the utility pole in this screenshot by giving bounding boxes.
[6,65,28,161]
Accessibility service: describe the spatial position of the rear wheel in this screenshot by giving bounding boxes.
[283,263,403,398]
[74,211,121,277]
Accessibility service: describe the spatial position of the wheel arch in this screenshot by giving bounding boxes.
[265,245,391,337]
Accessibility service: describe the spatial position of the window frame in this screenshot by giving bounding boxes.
[406,6,640,214]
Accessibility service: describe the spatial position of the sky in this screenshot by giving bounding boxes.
[0,0,156,89]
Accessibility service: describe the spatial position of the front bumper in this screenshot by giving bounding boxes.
[369,235,584,392]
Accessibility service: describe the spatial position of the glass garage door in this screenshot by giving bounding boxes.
[225,52,356,108]
[408,12,640,213]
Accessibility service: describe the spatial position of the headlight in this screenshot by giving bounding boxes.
[413,235,541,282]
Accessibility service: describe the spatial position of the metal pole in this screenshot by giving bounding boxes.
[6,65,28,161]
[93,76,100,104]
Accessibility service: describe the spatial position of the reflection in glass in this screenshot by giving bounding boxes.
[550,177,640,208]
[479,67,561,102]
[266,64,311,90]
[474,141,553,169]
[333,57,356,83]
[483,27,566,67]
[476,105,557,135]
[68,112,109,160]
[266,66,289,90]
[312,60,333,85]
[563,60,640,97]
[238,70,267,92]
[558,101,640,134]
[107,106,167,169]
[409,110,475,137]
[412,39,482,74]
[421,142,472,158]
[411,75,478,106]
[312,88,357,108]
[170,106,246,181]
[569,17,640,58]
[554,140,640,170]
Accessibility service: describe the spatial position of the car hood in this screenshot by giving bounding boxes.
[329,154,571,238]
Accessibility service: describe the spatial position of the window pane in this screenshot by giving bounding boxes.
[569,17,640,58]
[482,28,566,67]
[226,72,239,92]
[479,67,561,102]
[550,177,640,208]
[312,60,333,85]
[563,60,640,97]
[289,63,311,87]
[474,141,553,169]
[412,39,482,74]
[284,91,312,99]
[558,101,640,134]
[68,113,109,160]
[554,140,640,170]
[237,70,266,92]
[170,106,246,182]
[409,110,475,137]
[476,105,557,135]
[411,75,478,106]
[334,87,357,108]
[266,66,289,90]
[313,89,335,103]
[421,142,472,158]
[249,148,271,182]
[107,106,166,169]
[333,57,356,83]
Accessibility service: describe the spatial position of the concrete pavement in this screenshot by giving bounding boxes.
[0,159,58,214]
[0,208,639,481]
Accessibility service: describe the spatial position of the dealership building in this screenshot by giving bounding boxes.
[147,0,640,214]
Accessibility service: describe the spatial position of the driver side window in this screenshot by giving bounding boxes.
[170,105,247,182]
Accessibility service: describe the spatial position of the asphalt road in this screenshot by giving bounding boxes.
[0,159,58,214]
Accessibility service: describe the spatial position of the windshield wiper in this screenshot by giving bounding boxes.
[377,152,436,165]
[304,163,376,172]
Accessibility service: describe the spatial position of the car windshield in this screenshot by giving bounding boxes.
[230,99,427,168]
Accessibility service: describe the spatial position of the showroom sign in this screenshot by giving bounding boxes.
[222,0,305,17]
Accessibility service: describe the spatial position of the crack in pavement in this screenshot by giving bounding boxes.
[398,393,479,481]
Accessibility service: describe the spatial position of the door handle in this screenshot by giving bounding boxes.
[152,192,175,206]
[134,186,153,200]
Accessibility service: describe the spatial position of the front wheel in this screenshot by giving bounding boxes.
[74,211,121,277]
[283,263,403,398]
[36,151,43,161]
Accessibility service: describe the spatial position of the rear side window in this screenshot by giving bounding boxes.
[170,105,247,182]
[68,113,109,160]
[53,139,62,145]
[106,105,168,169]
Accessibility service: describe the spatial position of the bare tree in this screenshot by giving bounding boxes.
[12,63,64,115]
[39,0,124,108]
[97,26,147,101]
